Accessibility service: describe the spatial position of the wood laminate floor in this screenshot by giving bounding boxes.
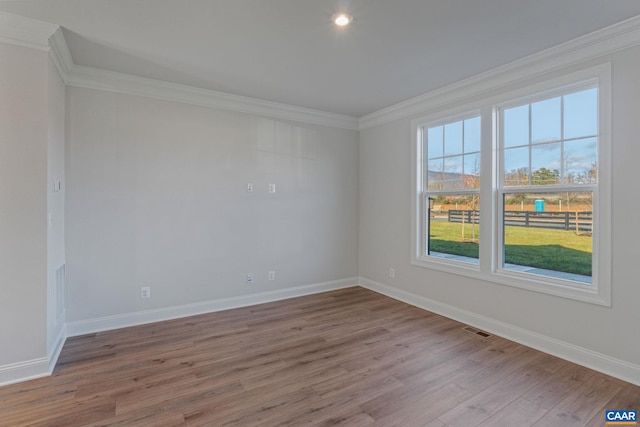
[0,287,638,426]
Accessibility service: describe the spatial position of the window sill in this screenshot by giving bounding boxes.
[411,256,610,307]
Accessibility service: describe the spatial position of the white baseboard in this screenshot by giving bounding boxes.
[0,358,50,387]
[67,277,359,337]
[0,321,68,387]
[47,322,67,373]
[1,278,357,387]
[359,276,640,386]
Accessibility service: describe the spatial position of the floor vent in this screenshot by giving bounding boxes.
[463,326,492,339]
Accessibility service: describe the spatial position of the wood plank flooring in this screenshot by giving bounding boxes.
[0,287,638,426]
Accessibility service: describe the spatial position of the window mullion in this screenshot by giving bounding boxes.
[480,105,495,275]
[560,95,565,183]
[528,104,532,185]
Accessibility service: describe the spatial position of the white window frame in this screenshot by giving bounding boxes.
[411,63,611,306]
[420,111,482,265]
[413,109,484,273]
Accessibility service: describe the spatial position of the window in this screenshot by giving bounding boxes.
[411,64,611,305]
[423,115,481,265]
[499,87,597,284]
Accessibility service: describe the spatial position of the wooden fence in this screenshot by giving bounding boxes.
[446,210,593,232]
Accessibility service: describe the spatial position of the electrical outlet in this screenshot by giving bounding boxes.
[268,183,276,193]
[388,268,395,279]
[141,286,151,299]
[268,271,276,281]
[246,274,254,284]
[247,183,254,193]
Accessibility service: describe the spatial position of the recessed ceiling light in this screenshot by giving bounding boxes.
[332,13,353,27]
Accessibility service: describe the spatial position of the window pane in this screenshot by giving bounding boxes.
[428,194,479,264]
[564,88,597,139]
[565,138,597,184]
[504,105,529,148]
[427,126,444,159]
[531,142,561,185]
[444,156,463,189]
[531,97,561,144]
[464,153,481,189]
[502,192,592,283]
[464,117,481,153]
[504,146,529,186]
[444,121,463,156]
[501,88,598,190]
[427,159,444,190]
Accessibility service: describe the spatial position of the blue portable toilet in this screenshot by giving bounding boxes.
[534,199,545,212]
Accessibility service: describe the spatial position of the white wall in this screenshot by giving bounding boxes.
[359,46,640,375]
[46,55,66,360]
[65,87,359,326]
[2,11,636,388]
[0,44,48,367]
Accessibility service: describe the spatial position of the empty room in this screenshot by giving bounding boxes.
[1,1,639,426]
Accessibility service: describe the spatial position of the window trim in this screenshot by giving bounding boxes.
[496,187,596,290]
[413,109,483,271]
[421,111,482,265]
[411,63,611,306]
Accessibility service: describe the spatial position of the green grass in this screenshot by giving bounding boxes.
[429,220,592,276]
[429,221,480,259]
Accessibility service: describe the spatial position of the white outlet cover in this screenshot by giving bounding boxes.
[247,183,254,192]
[247,274,254,283]
[268,184,276,193]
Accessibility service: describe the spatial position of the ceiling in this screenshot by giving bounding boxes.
[1,1,640,117]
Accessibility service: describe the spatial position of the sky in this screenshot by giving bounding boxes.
[503,87,597,183]
[426,87,598,187]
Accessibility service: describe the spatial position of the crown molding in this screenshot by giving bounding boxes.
[0,10,57,51]
[5,9,639,131]
[359,14,640,130]
[48,27,73,83]
[0,10,357,131]
[66,65,359,130]
[0,11,71,83]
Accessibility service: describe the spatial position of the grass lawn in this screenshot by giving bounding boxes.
[429,220,592,276]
